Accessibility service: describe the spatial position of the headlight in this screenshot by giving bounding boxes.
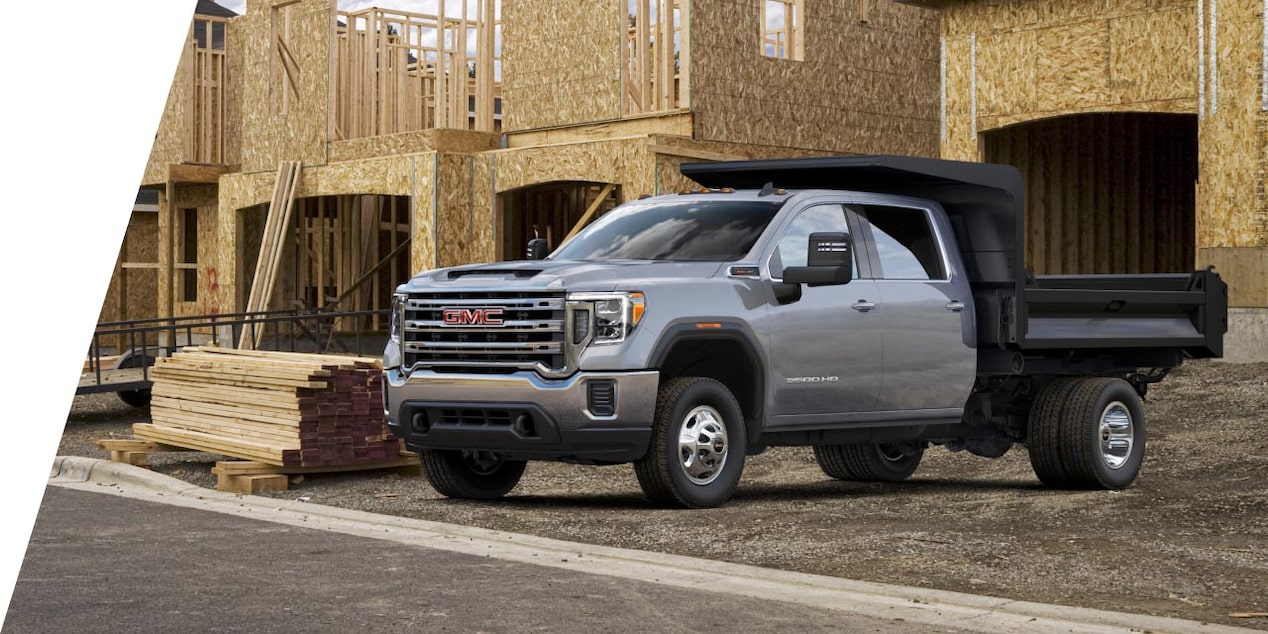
[569,291,646,345]
[389,292,407,344]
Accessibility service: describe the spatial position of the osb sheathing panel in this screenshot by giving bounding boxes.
[502,0,621,131]
[491,139,652,199]
[942,2,1197,136]
[435,154,497,268]
[648,135,822,193]
[1198,247,1268,306]
[942,35,976,161]
[222,15,245,168]
[688,0,938,156]
[1199,2,1264,249]
[143,35,195,187]
[327,129,500,163]
[237,0,332,172]
[157,185,220,318]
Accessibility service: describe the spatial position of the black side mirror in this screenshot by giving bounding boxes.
[526,238,549,260]
[783,232,853,286]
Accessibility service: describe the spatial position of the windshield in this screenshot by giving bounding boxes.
[551,199,784,262]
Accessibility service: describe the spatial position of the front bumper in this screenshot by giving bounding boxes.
[383,368,658,463]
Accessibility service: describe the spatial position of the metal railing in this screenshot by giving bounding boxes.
[79,307,390,396]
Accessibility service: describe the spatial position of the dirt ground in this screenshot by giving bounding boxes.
[59,359,1268,629]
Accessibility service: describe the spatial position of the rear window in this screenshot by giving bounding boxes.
[552,200,784,262]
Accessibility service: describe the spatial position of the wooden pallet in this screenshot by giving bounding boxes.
[95,439,184,467]
[211,455,421,494]
[95,438,419,493]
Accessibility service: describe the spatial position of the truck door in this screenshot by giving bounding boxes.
[765,202,883,423]
[856,203,976,412]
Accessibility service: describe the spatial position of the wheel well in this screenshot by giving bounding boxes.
[655,337,762,438]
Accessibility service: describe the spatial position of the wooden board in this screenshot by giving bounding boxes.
[142,348,397,469]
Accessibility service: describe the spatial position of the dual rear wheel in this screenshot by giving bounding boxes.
[1027,377,1146,489]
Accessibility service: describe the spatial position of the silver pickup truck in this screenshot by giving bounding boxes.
[382,155,1227,508]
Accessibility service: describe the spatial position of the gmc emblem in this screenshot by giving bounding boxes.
[442,307,504,326]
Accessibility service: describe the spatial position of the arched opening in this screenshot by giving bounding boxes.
[497,181,621,260]
[983,112,1197,275]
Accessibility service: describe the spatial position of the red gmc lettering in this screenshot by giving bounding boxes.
[442,308,504,326]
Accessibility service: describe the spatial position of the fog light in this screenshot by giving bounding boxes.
[587,380,616,416]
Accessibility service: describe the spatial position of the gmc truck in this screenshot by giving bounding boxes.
[382,155,1227,509]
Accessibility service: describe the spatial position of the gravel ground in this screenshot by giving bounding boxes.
[59,359,1268,629]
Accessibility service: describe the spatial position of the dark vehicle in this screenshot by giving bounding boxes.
[382,155,1227,508]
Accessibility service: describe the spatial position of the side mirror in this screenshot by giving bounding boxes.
[526,238,549,260]
[782,232,853,286]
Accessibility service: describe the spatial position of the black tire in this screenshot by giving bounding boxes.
[1026,378,1081,488]
[115,352,155,408]
[633,377,746,509]
[117,388,151,408]
[1027,377,1145,490]
[813,443,924,482]
[419,449,526,500]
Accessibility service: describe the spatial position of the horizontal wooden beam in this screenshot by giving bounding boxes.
[167,163,235,184]
[506,111,693,148]
[648,144,741,163]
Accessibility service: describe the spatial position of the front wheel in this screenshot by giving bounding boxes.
[419,449,526,500]
[634,377,747,509]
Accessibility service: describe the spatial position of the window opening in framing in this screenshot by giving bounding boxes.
[624,0,684,115]
[762,0,804,61]
[180,208,199,302]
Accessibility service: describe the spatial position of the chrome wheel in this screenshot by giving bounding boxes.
[1099,401,1134,470]
[677,405,729,486]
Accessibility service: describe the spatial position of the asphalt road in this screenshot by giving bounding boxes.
[5,487,958,634]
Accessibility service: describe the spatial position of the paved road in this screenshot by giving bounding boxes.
[5,459,1256,634]
[6,487,953,633]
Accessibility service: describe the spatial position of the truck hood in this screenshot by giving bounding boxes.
[404,259,727,291]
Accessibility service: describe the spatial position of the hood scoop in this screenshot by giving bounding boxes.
[446,268,543,280]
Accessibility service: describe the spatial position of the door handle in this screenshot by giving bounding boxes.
[851,300,877,312]
[946,300,965,313]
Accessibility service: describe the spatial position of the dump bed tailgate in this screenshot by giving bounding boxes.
[1019,269,1227,358]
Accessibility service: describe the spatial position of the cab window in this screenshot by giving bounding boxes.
[770,203,856,279]
[858,205,947,280]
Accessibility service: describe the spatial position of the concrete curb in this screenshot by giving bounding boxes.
[49,456,1262,634]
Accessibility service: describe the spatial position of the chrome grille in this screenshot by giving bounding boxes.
[402,291,567,373]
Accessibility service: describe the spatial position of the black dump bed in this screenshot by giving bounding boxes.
[681,155,1228,370]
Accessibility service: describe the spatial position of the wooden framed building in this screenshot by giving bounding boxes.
[108,0,942,345]
[901,0,1268,361]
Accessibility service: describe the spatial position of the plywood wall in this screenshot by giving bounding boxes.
[236,0,333,172]
[984,113,1198,275]
[689,0,939,156]
[940,1,1198,161]
[502,0,622,131]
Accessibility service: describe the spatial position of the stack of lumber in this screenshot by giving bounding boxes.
[135,346,400,468]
